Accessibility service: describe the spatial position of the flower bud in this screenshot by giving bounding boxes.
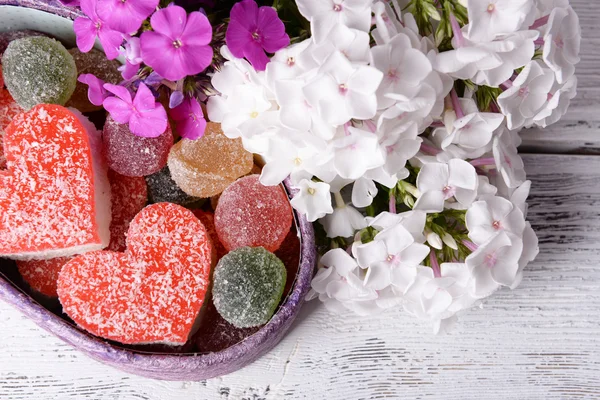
[426,231,443,250]
[441,232,458,250]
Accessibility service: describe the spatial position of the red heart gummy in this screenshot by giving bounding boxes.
[58,203,213,345]
[0,104,110,260]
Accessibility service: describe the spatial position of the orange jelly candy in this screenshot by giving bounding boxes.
[167,122,253,198]
[58,203,213,345]
[0,104,110,260]
[0,87,23,169]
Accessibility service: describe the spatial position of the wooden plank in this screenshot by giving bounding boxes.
[1,154,600,399]
[519,0,600,154]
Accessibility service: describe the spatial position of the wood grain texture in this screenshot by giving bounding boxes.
[1,0,599,398]
[519,0,600,154]
[2,154,600,400]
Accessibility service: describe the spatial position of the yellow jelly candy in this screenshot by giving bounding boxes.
[167,122,253,198]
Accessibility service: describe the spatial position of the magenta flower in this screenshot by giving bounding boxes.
[226,0,290,71]
[140,5,213,81]
[73,0,123,60]
[78,74,109,106]
[96,0,159,34]
[119,36,143,80]
[103,83,168,138]
[59,0,80,7]
[170,97,207,140]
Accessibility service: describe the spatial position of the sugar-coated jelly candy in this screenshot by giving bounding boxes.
[17,170,147,294]
[1,37,77,110]
[193,210,227,261]
[17,256,70,298]
[58,203,213,345]
[146,166,200,206]
[167,122,253,198]
[103,115,173,177]
[66,48,122,113]
[213,247,287,328]
[0,87,23,169]
[106,170,148,252]
[0,104,111,260]
[215,175,293,252]
[0,30,47,57]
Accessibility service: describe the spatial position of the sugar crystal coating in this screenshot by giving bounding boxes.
[103,115,173,177]
[0,104,111,260]
[2,37,77,110]
[215,175,293,252]
[146,166,200,206]
[0,65,4,88]
[193,210,227,261]
[167,122,253,198]
[58,203,213,345]
[0,30,47,58]
[0,88,23,169]
[17,256,70,298]
[17,170,147,293]
[106,170,148,252]
[213,247,287,328]
[66,48,122,113]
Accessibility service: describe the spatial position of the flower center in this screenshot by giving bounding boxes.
[555,37,564,49]
[95,21,102,31]
[294,157,302,166]
[485,252,498,268]
[492,220,501,230]
[250,111,259,119]
[387,69,400,83]
[339,83,348,95]
[442,185,456,199]
[387,254,401,265]
[518,86,530,98]
[307,187,316,195]
[252,31,261,41]
[487,3,495,13]
[287,56,295,66]
[173,39,183,49]
[333,3,342,12]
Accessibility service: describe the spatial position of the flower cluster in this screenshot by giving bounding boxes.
[71,0,214,139]
[208,0,581,332]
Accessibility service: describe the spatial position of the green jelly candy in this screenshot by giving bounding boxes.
[213,247,287,328]
[1,37,77,110]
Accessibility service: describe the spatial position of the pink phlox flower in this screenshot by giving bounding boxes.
[170,97,207,140]
[96,0,159,34]
[140,5,213,81]
[73,0,123,60]
[226,0,290,71]
[103,82,168,138]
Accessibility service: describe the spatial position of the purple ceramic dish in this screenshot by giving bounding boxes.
[0,1,317,380]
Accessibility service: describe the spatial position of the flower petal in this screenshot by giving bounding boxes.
[103,83,133,104]
[182,11,213,46]
[103,96,133,124]
[78,74,107,106]
[73,17,96,53]
[129,103,168,138]
[150,4,187,39]
[257,5,290,53]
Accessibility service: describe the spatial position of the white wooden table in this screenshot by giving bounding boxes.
[2,1,599,398]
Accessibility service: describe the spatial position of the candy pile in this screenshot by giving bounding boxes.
[0,31,300,350]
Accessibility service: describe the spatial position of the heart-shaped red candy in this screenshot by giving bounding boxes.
[58,203,213,345]
[0,104,110,259]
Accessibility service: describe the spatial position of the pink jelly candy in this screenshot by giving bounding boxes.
[214,175,293,253]
[103,115,173,177]
[193,210,227,261]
